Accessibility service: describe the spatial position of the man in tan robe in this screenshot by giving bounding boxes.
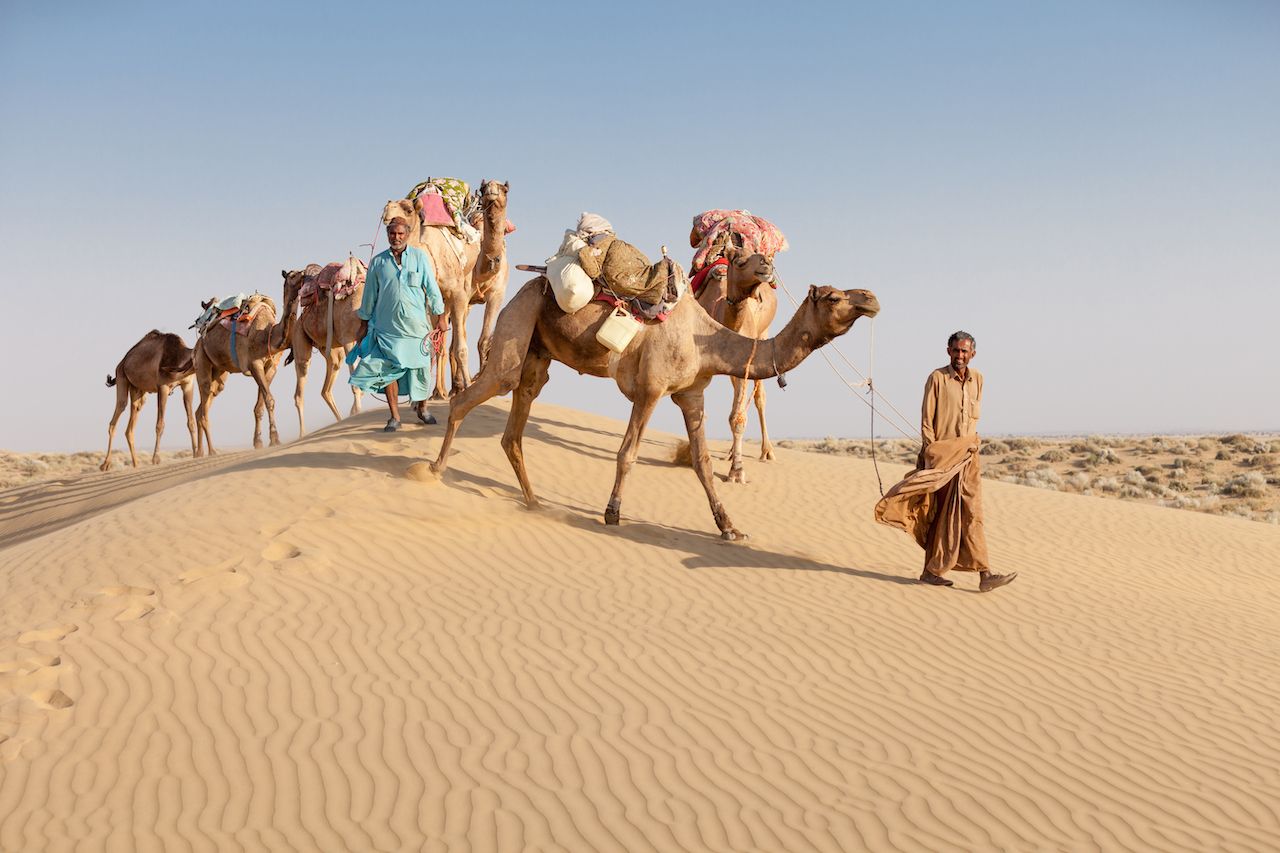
[875,331,1017,592]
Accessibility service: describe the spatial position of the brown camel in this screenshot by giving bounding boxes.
[468,179,512,380]
[381,197,481,399]
[287,258,366,435]
[694,246,780,483]
[192,272,302,455]
[100,331,198,470]
[430,277,880,539]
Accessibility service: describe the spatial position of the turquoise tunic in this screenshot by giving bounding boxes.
[348,246,445,402]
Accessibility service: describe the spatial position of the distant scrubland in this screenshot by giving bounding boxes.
[777,433,1280,524]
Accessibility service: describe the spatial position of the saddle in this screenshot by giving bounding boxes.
[299,259,366,309]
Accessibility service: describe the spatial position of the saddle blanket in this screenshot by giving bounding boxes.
[299,259,366,309]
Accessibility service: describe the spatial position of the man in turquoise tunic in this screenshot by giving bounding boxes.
[350,217,447,431]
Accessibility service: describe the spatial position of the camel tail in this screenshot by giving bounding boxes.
[106,374,117,387]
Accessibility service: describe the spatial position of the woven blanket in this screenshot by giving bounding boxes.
[690,209,789,272]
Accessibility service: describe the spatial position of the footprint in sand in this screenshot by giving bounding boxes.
[261,541,301,562]
[98,585,155,598]
[17,625,78,646]
[30,688,74,710]
[260,521,291,538]
[174,559,249,592]
[0,655,60,676]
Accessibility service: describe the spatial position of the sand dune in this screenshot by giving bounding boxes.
[2,401,1278,851]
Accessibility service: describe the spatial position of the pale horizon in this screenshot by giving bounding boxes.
[2,1,1278,452]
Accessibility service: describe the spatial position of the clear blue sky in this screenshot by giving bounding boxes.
[2,0,1277,452]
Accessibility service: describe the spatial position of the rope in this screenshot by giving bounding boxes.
[774,276,921,444]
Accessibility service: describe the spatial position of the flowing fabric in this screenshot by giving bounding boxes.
[348,246,443,403]
[874,434,991,574]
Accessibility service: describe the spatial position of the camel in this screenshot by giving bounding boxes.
[192,271,302,455]
[694,246,779,483]
[287,258,367,435]
[100,331,198,470]
[430,277,880,540]
[468,179,512,379]
[381,196,481,399]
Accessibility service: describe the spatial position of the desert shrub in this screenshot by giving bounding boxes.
[980,440,1010,456]
[1215,450,1232,461]
[1094,476,1121,493]
[1124,469,1148,487]
[1023,467,1064,490]
[1221,434,1249,446]
[1167,479,1191,492]
[1119,483,1145,499]
[1039,448,1071,463]
[1083,448,1121,467]
[1007,437,1041,451]
[1065,472,1091,491]
[1221,472,1267,498]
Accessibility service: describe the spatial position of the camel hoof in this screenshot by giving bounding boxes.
[720,529,749,542]
[99,461,111,472]
[727,468,747,484]
[253,440,263,449]
[604,503,620,526]
[760,449,775,461]
[526,499,542,511]
[269,437,281,447]
[151,456,161,466]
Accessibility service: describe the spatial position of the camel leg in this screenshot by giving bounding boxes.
[501,350,552,508]
[754,380,774,461]
[430,341,448,402]
[181,381,197,457]
[432,281,544,474]
[673,389,747,541]
[603,394,661,527]
[293,341,312,436]
[474,290,503,379]
[123,387,146,468]
[196,367,226,457]
[100,377,130,471]
[726,376,751,484]
[151,384,170,465]
[320,348,344,422]
[448,298,471,395]
[249,359,280,447]
[344,346,363,415]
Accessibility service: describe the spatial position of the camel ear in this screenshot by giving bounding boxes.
[503,181,509,190]
[808,285,819,302]
[281,270,288,279]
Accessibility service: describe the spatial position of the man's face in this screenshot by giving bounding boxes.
[387,224,408,251]
[948,339,975,372]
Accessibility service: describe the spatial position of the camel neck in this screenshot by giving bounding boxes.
[703,303,822,381]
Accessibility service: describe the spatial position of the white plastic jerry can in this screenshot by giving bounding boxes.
[596,304,640,354]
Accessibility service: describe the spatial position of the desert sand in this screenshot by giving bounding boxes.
[2,400,1279,851]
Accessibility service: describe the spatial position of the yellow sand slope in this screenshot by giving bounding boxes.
[2,401,1278,851]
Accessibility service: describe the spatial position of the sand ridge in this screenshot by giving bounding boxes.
[1,401,1278,851]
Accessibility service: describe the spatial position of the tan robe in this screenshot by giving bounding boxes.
[875,434,991,574]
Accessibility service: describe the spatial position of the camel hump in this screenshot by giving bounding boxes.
[158,333,195,376]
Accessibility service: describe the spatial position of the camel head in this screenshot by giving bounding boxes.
[802,285,880,347]
[723,244,775,300]
[478,178,509,212]
[271,268,308,351]
[382,198,419,230]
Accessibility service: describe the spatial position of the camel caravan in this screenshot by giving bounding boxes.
[99,186,881,538]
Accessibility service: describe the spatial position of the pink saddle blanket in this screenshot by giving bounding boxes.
[418,193,455,227]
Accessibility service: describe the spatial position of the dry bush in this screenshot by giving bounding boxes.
[1082,448,1121,468]
[980,440,1010,456]
[1222,472,1268,498]
[1007,437,1041,451]
[1215,450,1232,461]
[1094,476,1121,493]
[1064,472,1091,492]
[1040,448,1071,463]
